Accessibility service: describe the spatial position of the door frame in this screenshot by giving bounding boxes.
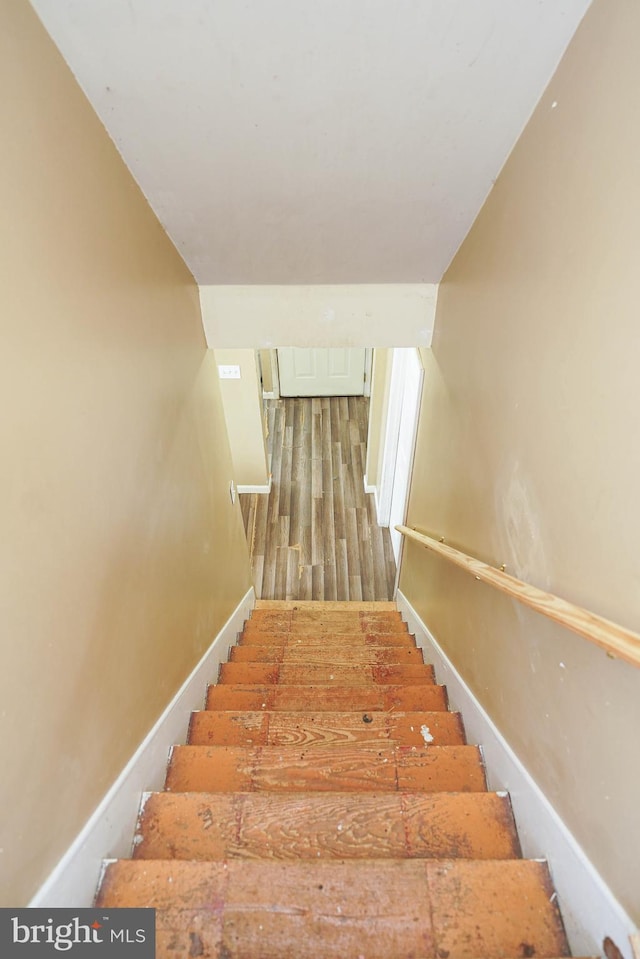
[377,348,424,577]
[377,349,406,527]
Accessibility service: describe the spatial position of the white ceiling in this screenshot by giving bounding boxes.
[31,0,591,285]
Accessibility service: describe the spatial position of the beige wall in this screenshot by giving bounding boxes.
[400,0,640,922]
[214,349,269,488]
[199,284,437,348]
[0,0,251,905]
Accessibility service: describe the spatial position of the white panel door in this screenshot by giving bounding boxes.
[277,348,366,397]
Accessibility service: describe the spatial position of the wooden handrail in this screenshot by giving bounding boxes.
[396,525,640,669]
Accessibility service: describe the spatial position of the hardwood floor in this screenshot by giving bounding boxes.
[240,397,396,601]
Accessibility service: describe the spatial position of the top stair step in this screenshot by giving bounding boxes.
[254,600,398,612]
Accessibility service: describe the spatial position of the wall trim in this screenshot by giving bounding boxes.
[363,473,376,494]
[396,589,636,959]
[377,347,404,526]
[363,348,373,398]
[363,474,380,515]
[237,480,272,494]
[29,587,255,908]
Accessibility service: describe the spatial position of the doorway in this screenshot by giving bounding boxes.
[235,345,423,600]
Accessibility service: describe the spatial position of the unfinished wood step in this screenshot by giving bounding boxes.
[188,709,466,747]
[133,791,521,862]
[250,608,404,624]
[238,628,417,647]
[206,682,449,712]
[255,599,398,612]
[290,619,406,634]
[96,858,570,959]
[218,662,436,686]
[243,618,409,635]
[165,744,486,793]
[229,644,425,664]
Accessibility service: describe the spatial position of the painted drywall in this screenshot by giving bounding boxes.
[200,284,437,348]
[0,0,251,906]
[31,0,592,284]
[400,0,640,926]
[365,349,391,492]
[215,350,270,488]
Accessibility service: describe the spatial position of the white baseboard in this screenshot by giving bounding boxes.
[396,589,636,959]
[363,474,379,514]
[237,480,272,494]
[29,587,255,908]
[262,391,276,400]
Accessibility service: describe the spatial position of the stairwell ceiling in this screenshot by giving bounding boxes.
[31,0,591,285]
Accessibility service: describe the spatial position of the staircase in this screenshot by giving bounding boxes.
[96,600,571,958]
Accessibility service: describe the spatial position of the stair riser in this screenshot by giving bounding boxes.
[188,710,466,748]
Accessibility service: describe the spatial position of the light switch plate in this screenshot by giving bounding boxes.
[218,364,241,379]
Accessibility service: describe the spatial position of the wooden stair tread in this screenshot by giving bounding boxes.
[206,682,449,711]
[239,629,416,646]
[255,600,398,611]
[97,858,569,959]
[218,662,436,685]
[244,611,409,634]
[249,608,404,622]
[133,791,521,861]
[242,620,409,635]
[165,743,486,793]
[230,644,425,663]
[188,709,466,747]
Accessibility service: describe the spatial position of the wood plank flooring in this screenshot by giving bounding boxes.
[240,397,396,601]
